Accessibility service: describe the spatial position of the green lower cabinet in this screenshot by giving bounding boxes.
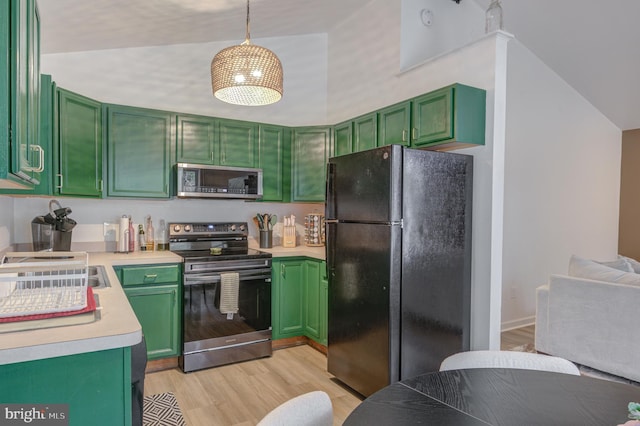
[319,261,328,346]
[272,258,328,345]
[0,347,132,426]
[304,260,322,341]
[411,83,486,149]
[272,258,305,339]
[116,264,182,360]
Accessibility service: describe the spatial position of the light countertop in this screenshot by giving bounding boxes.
[0,250,181,366]
[0,245,323,366]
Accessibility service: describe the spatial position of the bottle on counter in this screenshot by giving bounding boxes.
[145,215,155,252]
[156,219,168,251]
[138,224,147,251]
[128,216,135,252]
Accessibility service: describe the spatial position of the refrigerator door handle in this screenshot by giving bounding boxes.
[325,162,336,220]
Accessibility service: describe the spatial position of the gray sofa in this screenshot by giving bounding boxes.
[535,255,640,383]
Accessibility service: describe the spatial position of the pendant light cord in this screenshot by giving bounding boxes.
[242,0,251,45]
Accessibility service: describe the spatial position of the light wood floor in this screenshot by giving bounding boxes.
[145,325,535,425]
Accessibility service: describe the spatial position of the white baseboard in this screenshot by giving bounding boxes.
[501,316,535,332]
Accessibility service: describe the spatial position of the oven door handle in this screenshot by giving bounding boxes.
[183,271,272,286]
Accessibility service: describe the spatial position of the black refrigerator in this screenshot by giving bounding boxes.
[325,145,473,397]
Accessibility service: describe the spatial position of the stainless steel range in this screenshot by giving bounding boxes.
[169,222,272,373]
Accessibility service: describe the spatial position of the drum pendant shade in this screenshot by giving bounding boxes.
[211,0,283,106]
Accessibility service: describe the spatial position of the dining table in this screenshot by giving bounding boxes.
[343,368,640,426]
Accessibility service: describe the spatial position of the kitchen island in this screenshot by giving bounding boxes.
[0,250,182,426]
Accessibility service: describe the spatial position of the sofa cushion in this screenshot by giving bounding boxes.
[597,256,633,272]
[568,255,640,285]
[620,255,640,274]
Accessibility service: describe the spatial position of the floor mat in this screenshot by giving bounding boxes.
[143,392,186,426]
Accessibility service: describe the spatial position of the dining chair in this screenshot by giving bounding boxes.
[439,350,580,375]
[256,390,333,426]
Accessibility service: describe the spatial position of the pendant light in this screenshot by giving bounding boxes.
[211,0,283,106]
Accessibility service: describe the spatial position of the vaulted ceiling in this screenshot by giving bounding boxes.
[37,0,640,131]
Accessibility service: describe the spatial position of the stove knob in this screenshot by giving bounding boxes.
[230,224,237,232]
[239,224,246,231]
[184,225,192,232]
[173,224,181,233]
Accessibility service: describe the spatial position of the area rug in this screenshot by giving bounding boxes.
[143,392,186,426]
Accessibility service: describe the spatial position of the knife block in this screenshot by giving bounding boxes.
[282,226,296,248]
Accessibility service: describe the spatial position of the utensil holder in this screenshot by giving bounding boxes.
[259,230,273,248]
[282,226,296,248]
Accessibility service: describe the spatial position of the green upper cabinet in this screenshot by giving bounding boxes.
[291,126,331,202]
[333,121,353,157]
[353,112,377,152]
[0,0,42,189]
[106,105,173,198]
[0,74,53,195]
[55,88,103,197]
[411,83,486,149]
[218,118,257,168]
[259,124,290,202]
[176,113,217,165]
[378,101,411,147]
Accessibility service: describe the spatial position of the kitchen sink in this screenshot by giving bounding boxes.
[88,265,110,289]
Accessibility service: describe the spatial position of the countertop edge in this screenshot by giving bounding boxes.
[0,251,182,366]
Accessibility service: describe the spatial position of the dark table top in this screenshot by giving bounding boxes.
[343,368,640,426]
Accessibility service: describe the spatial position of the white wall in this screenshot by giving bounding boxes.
[42,34,328,127]
[327,0,502,349]
[500,40,622,329]
[11,197,322,250]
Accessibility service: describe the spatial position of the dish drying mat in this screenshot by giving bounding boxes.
[0,252,89,318]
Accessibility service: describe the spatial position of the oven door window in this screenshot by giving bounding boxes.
[183,276,271,344]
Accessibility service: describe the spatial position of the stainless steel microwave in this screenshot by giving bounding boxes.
[176,163,263,199]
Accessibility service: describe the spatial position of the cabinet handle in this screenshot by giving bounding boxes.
[402,130,407,142]
[24,145,44,172]
[412,128,417,140]
[144,274,158,280]
[281,263,285,278]
[56,174,63,189]
[211,151,214,162]
[99,179,103,192]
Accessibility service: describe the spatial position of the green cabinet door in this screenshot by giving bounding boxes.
[124,284,181,360]
[411,83,486,149]
[176,113,217,165]
[353,112,377,152]
[272,259,305,339]
[56,88,102,197]
[0,0,42,188]
[0,347,132,426]
[319,261,328,346]
[218,118,257,168]
[0,74,53,195]
[378,101,411,147]
[116,263,182,360]
[333,121,353,157]
[291,126,331,202]
[304,260,322,342]
[106,105,173,198]
[259,124,289,202]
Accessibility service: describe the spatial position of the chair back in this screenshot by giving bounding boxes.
[257,391,333,426]
[439,350,580,375]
